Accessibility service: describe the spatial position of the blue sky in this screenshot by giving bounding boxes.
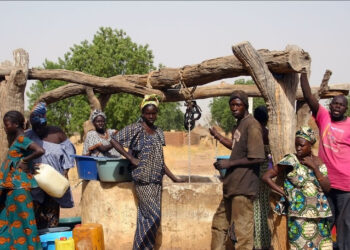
[1,1,350,120]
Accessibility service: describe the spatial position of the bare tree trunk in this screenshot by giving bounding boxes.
[0,49,29,160]
[83,88,112,141]
[232,42,308,250]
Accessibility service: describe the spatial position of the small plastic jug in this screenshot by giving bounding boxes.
[55,237,75,250]
[73,223,105,250]
[34,163,69,198]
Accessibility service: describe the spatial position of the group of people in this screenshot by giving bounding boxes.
[83,94,183,249]
[0,103,76,249]
[209,70,350,250]
[0,69,349,249]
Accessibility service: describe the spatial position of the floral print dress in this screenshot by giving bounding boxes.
[275,153,333,250]
[0,136,41,250]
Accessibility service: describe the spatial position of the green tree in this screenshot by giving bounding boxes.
[210,96,235,134]
[28,27,184,136]
[209,78,266,133]
[346,96,350,117]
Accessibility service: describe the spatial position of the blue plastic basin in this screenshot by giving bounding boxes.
[72,154,99,180]
[216,155,230,178]
[96,158,132,182]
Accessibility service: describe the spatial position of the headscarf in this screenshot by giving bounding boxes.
[229,90,249,108]
[296,126,316,145]
[90,110,107,122]
[30,102,47,126]
[140,94,160,110]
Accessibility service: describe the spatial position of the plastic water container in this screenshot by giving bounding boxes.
[34,163,69,198]
[55,237,74,250]
[216,155,230,178]
[73,223,105,250]
[72,155,99,180]
[96,158,132,182]
[40,231,72,250]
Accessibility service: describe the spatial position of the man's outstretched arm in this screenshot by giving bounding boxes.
[300,70,319,116]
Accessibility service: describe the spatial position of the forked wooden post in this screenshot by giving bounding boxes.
[0,49,29,160]
[232,42,310,250]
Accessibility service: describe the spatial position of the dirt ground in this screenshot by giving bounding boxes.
[60,135,231,218]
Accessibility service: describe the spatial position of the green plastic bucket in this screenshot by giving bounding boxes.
[58,216,81,229]
[96,158,132,182]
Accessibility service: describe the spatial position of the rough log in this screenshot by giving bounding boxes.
[85,87,102,111]
[0,49,29,160]
[38,80,349,105]
[232,42,307,250]
[98,93,111,111]
[0,49,311,91]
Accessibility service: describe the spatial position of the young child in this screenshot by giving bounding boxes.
[263,126,333,250]
[0,110,45,249]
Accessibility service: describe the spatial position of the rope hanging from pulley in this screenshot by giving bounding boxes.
[176,69,202,131]
[184,100,202,131]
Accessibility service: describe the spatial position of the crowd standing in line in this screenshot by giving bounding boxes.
[25,102,76,230]
[0,79,349,249]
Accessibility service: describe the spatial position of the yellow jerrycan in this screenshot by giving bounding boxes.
[55,237,75,250]
[73,223,105,250]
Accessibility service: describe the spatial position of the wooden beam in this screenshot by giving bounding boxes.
[0,48,311,91]
[38,80,350,105]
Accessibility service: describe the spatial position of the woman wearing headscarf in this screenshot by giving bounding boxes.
[25,102,76,229]
[109,94,183,250]
[0,110,45,249]
[253,105,271,250]
[263,127,333,249]
[83,110,121,158]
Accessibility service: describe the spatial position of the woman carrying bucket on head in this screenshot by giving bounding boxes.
[0,110,45,249]
[109,94,185,249]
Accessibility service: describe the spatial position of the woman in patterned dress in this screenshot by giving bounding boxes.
[0,111,45,249]
[25,102,76,229]
[109,94,183,250]
[253,106,271,250]
[83,110,121,158]
[263,126,333,250]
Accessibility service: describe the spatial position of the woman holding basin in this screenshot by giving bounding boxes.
[108,94,184,250]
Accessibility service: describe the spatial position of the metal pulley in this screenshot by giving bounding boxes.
[184,100,202,131]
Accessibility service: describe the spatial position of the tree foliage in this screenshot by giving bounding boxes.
[346,96,350,118]
[28,27,184,136]
[209,78,266,133]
